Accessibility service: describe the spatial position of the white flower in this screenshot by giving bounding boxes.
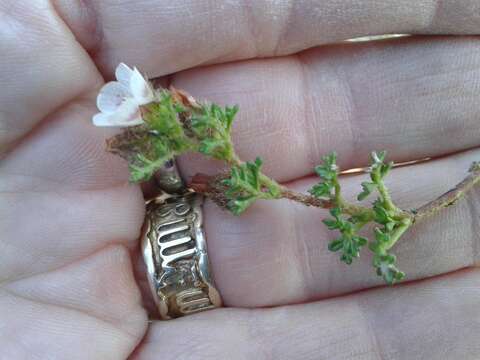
[92,63,154,127]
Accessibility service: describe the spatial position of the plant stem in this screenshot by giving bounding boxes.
[280,187,333,208]
[412,162,480,223]
[382,218,412,252]
[376,179,398,212]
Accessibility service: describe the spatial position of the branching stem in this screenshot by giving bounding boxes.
[412,163,480,223]
[382,218,412,252]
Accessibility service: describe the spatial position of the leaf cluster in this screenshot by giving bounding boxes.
[128,92,195,181]
[364,152,406,284]
[357,151,393,201]
[308,152,339,199]
[222,158,280,215]
[190,103,238,161]
[369,211,406,284]
[107,87,414,285]
[107,90,241,182]
[323,207,368,264]
[310,150,409,285]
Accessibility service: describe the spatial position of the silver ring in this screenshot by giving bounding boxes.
[141,162,222,319]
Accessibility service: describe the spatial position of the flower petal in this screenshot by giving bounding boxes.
[92,112,115,127]
[97,81,130,113]
[115,63,133,87]
[92,99,144,127]
[130,67,154,105]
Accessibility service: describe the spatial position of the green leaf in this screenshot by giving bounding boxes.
[314,152,338,180]
[374,228,390,243]
[326,217,368,265]
[311,151,340,201]
[371,150,386,164]
[322,152,338,167]
[329,207,342,219]
[323,218,339,230]
[355,236,368,247]
[314,166,334,180]
[349,212,372,224]
[189,102,239,161]
[385,221,395,232]
[380,161,394,178]
[373,200,392,225]
[129,153,173,183]
[308,182,332,198]
[227,196,257,215]
[357,181,376,201]
[224,105,239,131]
[373,253,405,285]
[222,158,278,215]
[108,93,197,183]
[328,239,344,252]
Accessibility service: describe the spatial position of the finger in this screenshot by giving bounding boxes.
[0,96,145,283]
[0,0,100,152]
[56,0,480,76]
[201,148,479,307]
[0,245,147,360]
[132,269,480,360]
[175,37,480,183]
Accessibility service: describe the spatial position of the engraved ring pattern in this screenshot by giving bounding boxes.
[141,192,222,319]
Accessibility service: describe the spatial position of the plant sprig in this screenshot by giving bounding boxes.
[106,87,480,285]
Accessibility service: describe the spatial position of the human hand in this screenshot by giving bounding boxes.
[1,1,480,359]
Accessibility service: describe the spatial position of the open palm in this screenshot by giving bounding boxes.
[2,1,480,359]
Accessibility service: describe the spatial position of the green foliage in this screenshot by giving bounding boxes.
[369,151,394,184]
[324,207,368,264]
[129,154,168,183]
[357,181,376,201]
[368,205,409,284]
[190,103,238,161]
[107,86,415,285]
[308,152,338,199]
[308,149,410,284]
[143,92,189,150]
[222,158,280,215]
[109,90,241,182]
[372,253,405,284]
[127,91,195,181]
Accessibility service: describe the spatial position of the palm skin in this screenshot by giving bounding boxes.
[1,1,480,359]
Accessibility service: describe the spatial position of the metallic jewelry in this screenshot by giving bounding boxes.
[141,162,222,319]
[153,159,184,194]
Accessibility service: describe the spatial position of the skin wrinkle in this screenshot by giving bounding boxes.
[299,48,357,169]
[245,309,274,360]
[51,0,103,54]
[296,53,321,174]
[1,287,143,342]
[356,298,385,360]
[289,200,315,302]
[1,95,131,191]
[132,274,480,359]
[9,249,146,329]
[1,83,103,161]
[466,186,480,266]
[1,242,132,288]
[0,187,145,284]
[241,0,261,58]
[427,0,446,33]
[270,0,294,57]
[0,0,103,148]
[45,0,480,79]
[329,53,358,166]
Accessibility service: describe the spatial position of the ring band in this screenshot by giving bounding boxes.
[141,191,222,319]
